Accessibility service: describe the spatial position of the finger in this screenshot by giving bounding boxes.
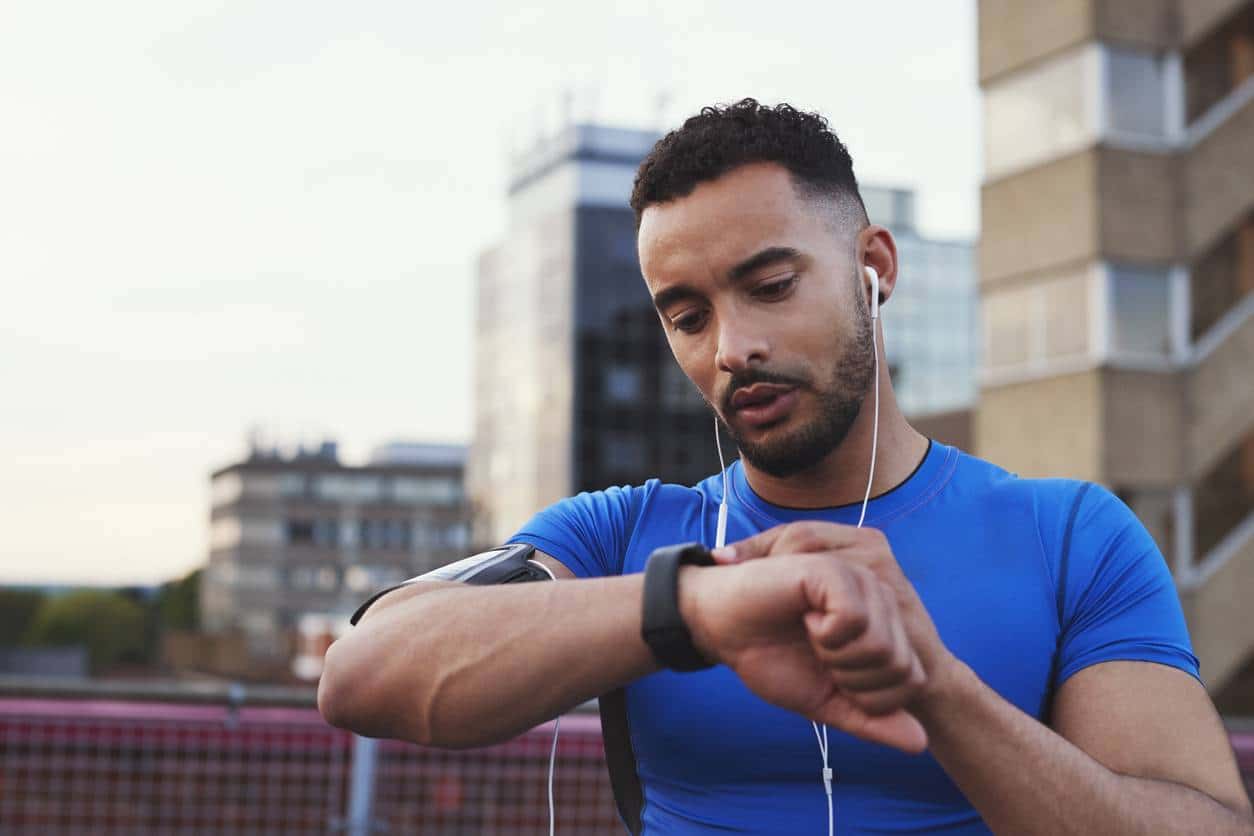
[815,698,928,755]
[841,655,927,717]
[815,573,898,670]
[711,526,785,563]
[713,521,864,563]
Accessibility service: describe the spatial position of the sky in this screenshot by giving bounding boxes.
[1,0,981,586]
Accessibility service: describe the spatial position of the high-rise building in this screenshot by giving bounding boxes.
[975,0,1254,701]
[866,186,979,421]
[469,125,719,546]
[469,124,979,545]
[202,439,470,676]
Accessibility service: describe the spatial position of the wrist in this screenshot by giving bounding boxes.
[676,564,718,665]
[909,651,977,725]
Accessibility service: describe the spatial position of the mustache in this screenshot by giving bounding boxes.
[720,368,810,414]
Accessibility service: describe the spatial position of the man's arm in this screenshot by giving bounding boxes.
[916,658,1252,835]
[318,549,930,751]
[318,554,659,747]
[714,522,1254,834]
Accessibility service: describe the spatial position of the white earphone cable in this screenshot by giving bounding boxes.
[811,276,881,836]
[548,715,561,836]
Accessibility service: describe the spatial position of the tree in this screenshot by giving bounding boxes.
[157,568,201,632]
[24,590,148,674]
[0,589,45,646]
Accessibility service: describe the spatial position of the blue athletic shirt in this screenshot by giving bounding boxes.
[510,441,1199,835]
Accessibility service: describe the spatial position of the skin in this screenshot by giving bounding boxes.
[320,161,1253,832]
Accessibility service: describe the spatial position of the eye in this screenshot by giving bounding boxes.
[671,309,709,334]
[754,275,797,300]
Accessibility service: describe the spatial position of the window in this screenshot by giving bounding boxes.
[984,44,1100,180]
[982,266,1096,378]
[1109,265,1171,356]
[605,366,641,402]
[286,519,315,545]
[315,475,382,503]
[278,473,306,498]
[604,435,646,472]
[392,477,462,505]
[1106,47,1170,138]
[984,44,1175,181]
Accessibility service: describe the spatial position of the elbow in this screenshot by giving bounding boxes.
[316,639,439,745]
[316,642,358,732]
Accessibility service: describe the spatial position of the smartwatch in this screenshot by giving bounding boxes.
[641,543,717,672]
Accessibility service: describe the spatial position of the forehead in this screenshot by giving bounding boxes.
[637,162,828,286]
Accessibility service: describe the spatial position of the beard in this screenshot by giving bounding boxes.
[719,285,876,479]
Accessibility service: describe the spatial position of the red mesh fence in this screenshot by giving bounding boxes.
[1,696,1250,834]
[0,698,620,835]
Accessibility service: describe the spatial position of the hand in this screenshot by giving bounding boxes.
[712,522,957,712]
[679,551,928,754]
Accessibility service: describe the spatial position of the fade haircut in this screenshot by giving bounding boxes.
[630,98,868,233]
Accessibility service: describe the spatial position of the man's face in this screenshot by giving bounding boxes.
[638,162,875,478]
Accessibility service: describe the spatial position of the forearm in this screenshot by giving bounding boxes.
[916,661,1254,835]
[319,576,656,747]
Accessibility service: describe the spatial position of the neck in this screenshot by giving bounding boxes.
[737,336,930,510]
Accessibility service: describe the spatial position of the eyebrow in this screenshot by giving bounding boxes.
[651,246,803,313]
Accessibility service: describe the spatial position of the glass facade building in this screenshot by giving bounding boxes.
[470,128,978,544]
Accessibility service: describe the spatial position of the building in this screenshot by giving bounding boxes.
[469,124,979,545]
[975,0,1254,701]
[866,187,979,427]
[201,439,470,678]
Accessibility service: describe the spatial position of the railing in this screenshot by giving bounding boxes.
[1,678,1250,833]
[0,678,615,835]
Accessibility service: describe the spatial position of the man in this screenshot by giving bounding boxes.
[319,100,1253,834]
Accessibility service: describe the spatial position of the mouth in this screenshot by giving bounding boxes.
[729,383,800,429]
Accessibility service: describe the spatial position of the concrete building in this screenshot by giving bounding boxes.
[201,439,470,677]
[976,0,1254,700]
[469,124,979,545]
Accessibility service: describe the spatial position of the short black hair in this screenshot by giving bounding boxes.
[630,98,867,230]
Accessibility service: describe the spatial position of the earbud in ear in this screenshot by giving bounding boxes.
[863,266,880,320]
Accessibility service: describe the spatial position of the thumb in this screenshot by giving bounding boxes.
[711,527,784,564]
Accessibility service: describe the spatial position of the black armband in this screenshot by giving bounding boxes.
[641,543,716,672]
[349,543,551,625]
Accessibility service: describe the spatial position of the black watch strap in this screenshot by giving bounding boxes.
[641,543,716,672]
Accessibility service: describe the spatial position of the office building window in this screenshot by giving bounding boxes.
[315,474,382,503]
[392,477,462,504]
[984,45,1100,180]
[605,366,641,402]
[1109,264,1172,356]
[277,473,306,498]
[982,267,1094,378]
[285,519,315,545]
[1106,47,1170,138]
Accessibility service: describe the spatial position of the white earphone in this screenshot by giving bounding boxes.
[550,265,886,836]
[713,263,883,836]
[866,264,880,321]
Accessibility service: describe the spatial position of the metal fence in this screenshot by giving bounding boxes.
[0,680,619,835]
[1,679,1252,835]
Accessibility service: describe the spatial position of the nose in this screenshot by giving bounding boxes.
[714,315,770,375]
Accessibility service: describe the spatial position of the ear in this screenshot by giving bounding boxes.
[858,226,898,310]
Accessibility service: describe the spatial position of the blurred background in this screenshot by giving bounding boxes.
[1,0,1251,832]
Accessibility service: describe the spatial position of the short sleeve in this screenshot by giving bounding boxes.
[508,484,649,578]
[1054,483,1200,685]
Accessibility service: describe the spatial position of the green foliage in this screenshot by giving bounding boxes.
[24,590,148,674]
[157,568,201,632]
[0,589,45,646]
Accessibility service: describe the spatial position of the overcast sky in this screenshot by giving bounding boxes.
[1,0,981,586]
